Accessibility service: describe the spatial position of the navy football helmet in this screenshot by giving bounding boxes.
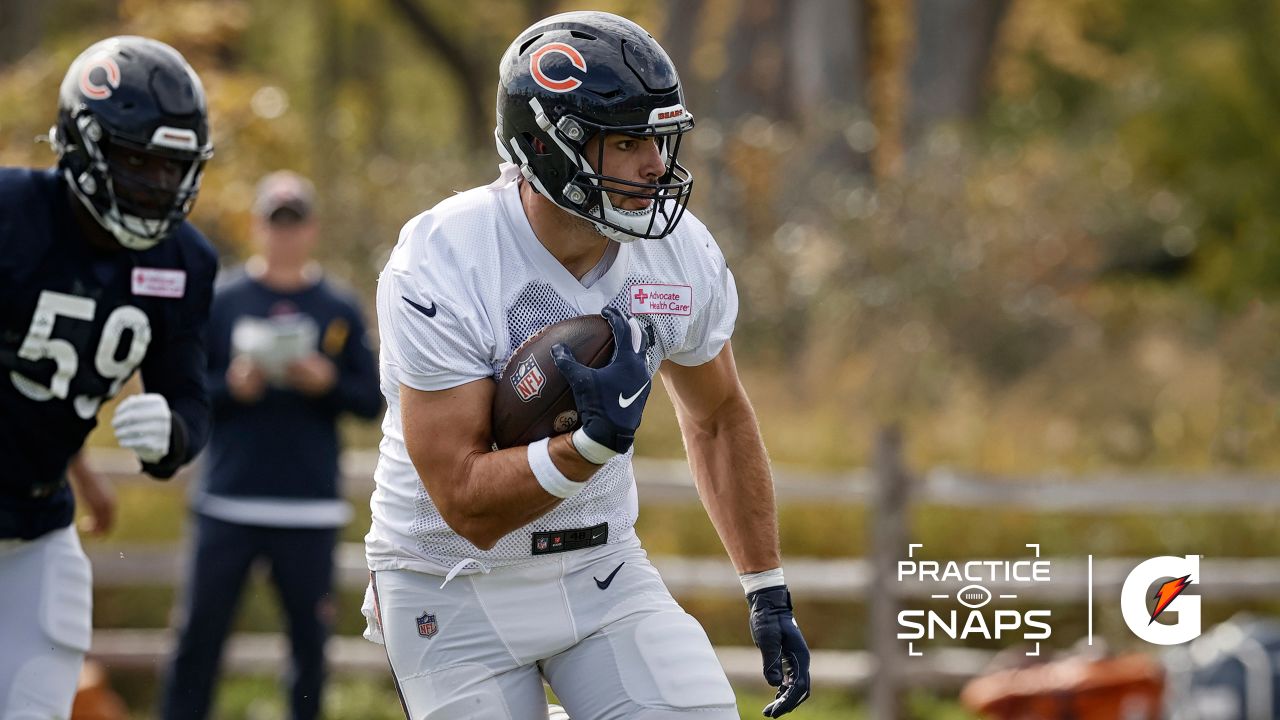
[50,36,213,251]
[495,12,694,242]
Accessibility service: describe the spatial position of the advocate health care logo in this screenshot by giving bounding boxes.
[896,547,1203,656]
[897,543,1054,657]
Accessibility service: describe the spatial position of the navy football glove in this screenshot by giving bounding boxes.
[551,306,653,461]
[747,585,812,717]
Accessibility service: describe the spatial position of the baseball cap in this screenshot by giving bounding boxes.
[253,170,316,223]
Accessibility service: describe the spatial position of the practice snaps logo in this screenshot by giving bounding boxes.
[897,544,1053,657]
[1121,555,1201,645]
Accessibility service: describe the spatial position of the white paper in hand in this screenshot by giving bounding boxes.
[231,314,318,383]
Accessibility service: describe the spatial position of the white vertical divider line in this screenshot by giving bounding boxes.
[1088,554,1094,646]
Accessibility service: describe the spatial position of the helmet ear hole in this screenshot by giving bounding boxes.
[529,135,549,156]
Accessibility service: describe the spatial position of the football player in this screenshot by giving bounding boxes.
[362,11,810,719]
[0,36,217,718]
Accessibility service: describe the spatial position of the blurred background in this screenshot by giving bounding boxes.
[3,0,1280,717]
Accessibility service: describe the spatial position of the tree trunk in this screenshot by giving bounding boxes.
[661,0,707,103]
[310,0,343,193]
[866,0,915,179]
[718,0,794,122]
[790,0,865,115]
[908,0,1010,134]
[0,0,48,66]
[387,0,490,151]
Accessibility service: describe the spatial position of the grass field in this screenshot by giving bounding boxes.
[108,672,978,719]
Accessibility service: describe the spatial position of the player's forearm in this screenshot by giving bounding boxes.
[66,452,95,494]
[682,395,782,573]
[428,433,598,549]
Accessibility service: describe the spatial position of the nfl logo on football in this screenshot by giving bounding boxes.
[416,611,438,639]
[511,356,546,402]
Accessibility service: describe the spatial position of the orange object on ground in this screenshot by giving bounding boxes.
[961,653,1165,720]
[70,660,128,720]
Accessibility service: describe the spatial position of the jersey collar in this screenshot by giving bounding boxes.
[497,166,631,314]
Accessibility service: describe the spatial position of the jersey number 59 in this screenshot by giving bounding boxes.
[10,290,152,419]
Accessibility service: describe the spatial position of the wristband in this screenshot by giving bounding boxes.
[571,427,618,465]
[740,567,786,596]
[527,438,585,499]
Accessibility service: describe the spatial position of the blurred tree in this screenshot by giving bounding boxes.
[792,0,865,110]
[0,0,50,65]
[719,0,793,121]
[310,0,341,198]
[524,0,555,27]
[386,0,490,151]
[866,0,912,179]
[660,0,706,101]
[990,0,1280,304]
[908,0,1010,135]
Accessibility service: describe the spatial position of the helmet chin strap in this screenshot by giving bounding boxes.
[591,221,632,244]
[591,188,674,244]
[61,113,201,252]
[62,167,162,251]
[502,112,674,244]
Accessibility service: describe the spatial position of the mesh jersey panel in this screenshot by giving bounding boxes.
[366,164,737,573]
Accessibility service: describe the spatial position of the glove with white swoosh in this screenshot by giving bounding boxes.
[551,307,653,463]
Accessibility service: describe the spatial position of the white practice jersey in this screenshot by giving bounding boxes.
[365,163,738,574]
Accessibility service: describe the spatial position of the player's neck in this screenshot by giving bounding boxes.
[520,181,610,280]
[68,189,124,253]
[246,255,321,292]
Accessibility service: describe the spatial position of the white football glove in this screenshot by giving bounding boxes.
[111,393,172,464]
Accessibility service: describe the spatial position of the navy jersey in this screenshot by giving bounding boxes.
[0,168,217,539]
[201,271,381,505]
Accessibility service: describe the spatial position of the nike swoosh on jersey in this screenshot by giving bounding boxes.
[403,296,437,318]
[594,561,626,590]
[618,382,649,408]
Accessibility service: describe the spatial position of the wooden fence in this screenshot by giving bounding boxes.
[83,433,1280,716]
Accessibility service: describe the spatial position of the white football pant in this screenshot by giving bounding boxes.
[364,537,737,719]
[0,526,91,720]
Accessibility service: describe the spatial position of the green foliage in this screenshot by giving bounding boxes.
[993,0,1280,305]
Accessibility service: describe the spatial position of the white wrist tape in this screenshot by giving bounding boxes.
[570,427,618,465]
[527,438,585,499]
[740,567,786,596]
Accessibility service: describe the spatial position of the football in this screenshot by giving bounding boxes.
[492,314,615,449]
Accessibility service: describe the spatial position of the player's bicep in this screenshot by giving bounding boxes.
[660,341,746,430]
[400,379,494,497]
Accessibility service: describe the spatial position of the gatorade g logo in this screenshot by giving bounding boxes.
[1121,555,1201,645]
